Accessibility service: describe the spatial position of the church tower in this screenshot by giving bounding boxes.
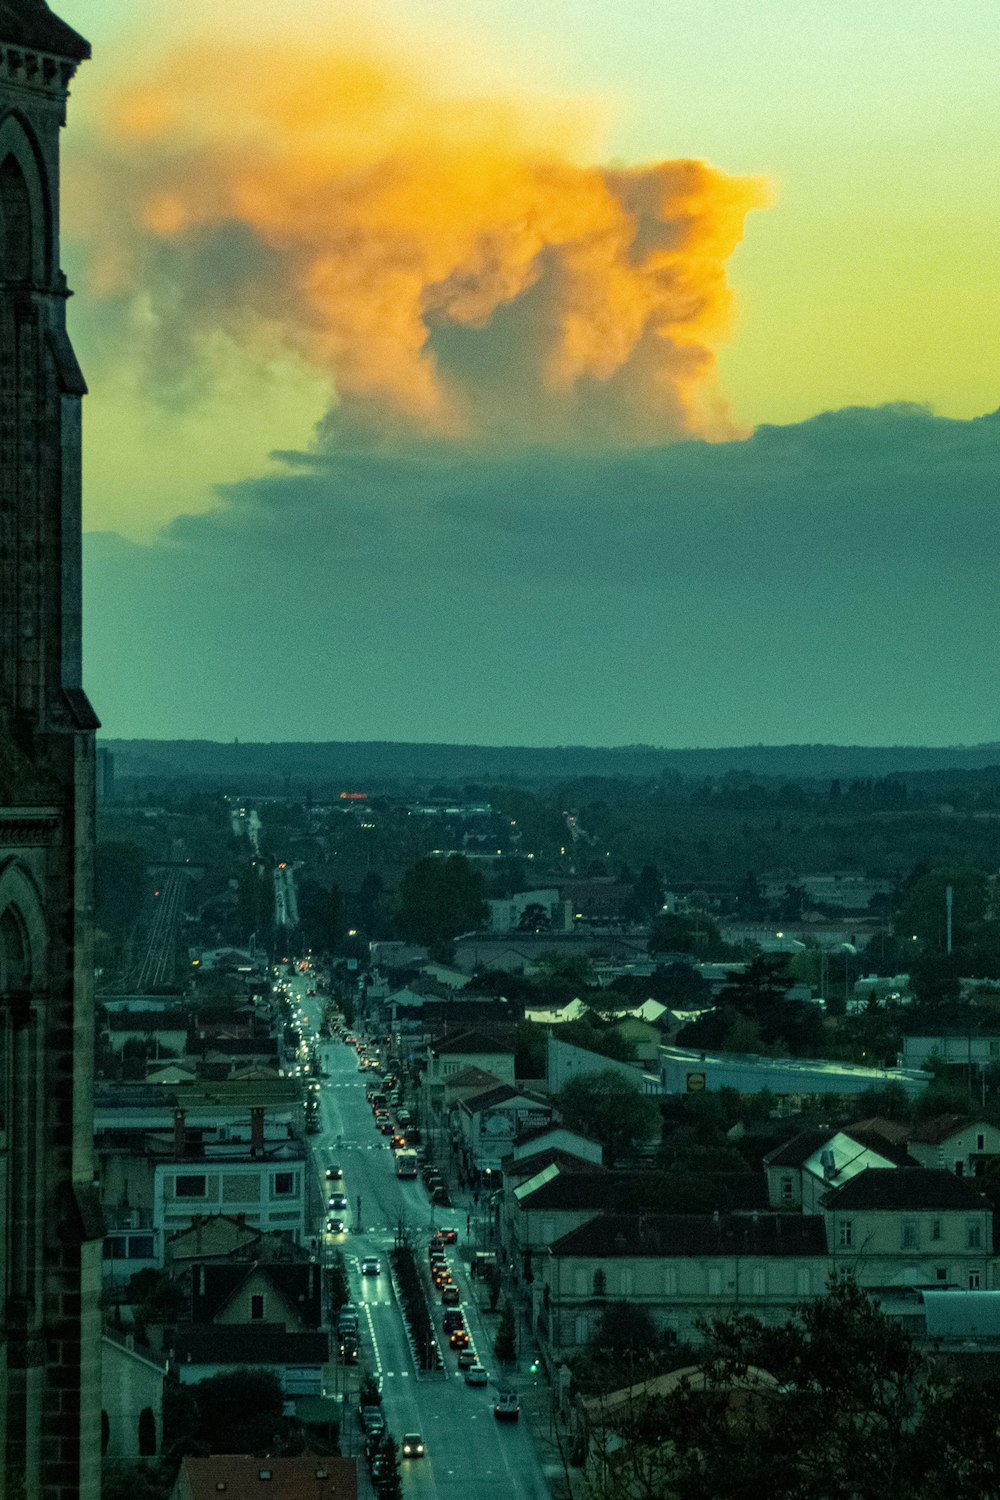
[0,5,101,1500]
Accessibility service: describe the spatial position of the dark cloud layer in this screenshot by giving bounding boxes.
[84,403,1000,745]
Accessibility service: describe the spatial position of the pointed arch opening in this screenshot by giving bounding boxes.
[0,153,32,282]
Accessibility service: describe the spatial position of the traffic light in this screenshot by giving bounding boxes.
[529,1359,539,1376]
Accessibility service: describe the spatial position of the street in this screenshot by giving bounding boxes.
[291,979,552,1500]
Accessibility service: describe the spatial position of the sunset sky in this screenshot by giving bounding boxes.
[57,0,1000,747]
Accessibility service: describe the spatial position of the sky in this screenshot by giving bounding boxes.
[54,0,1000,747]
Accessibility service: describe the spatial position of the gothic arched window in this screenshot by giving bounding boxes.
[0,153,32,282]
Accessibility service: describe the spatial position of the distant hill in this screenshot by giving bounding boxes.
[99,738,1000,788]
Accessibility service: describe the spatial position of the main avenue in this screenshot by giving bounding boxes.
[289,973,551,1500]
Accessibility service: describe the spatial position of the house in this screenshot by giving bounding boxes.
[101,1332,167,1460]
[172,1456,357,1500]
[487,889,573,934]
[905,1115,1000,1177]
[540,1212,830,1355]
[823,1167,995,1293]
[456,1083,554,1171]
[506,1125,605,1168]
[173,1325,329,1395]
[165,1215,269,1268]
[421,1030,516,1117]
[507,1165,768,1275]
[189,1261,323,1330]
[764,1125,917,1212]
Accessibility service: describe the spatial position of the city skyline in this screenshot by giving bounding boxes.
[58,0,1000,746]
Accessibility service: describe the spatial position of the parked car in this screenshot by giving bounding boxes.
[494,1391,520,1423]
[361,1406,385,1437]
[401,1432,425,1458]
[465,1362,488,1386]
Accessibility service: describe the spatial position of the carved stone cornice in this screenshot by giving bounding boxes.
[0,808,60,846]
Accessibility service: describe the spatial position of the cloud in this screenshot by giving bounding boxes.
[69,33,764,451]
[83,404,1000,745]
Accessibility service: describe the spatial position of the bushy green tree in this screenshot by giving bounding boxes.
[557,1070,659,1165]
[494,1300,517,1365]
[397,854,486,955]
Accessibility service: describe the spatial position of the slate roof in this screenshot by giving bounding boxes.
[0,1,90,60]
[518,1169,769,1215]
[431,1028,514,1055]
[190,1261,323,1328]
[462,1083,548,1114]
[514,1122,602,1152]
[822,1167,992,1212]
[907,1114,978,1145]
[107,1010,189,1032]
[502,1148,604,1181]
[174,1323,329,1366]
[764,1126,917,1170]
[551,1212,829,1259]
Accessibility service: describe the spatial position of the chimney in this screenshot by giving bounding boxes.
[250,1107,264,1157]
[173,1108,186,1160]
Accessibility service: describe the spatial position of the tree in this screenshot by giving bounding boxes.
[375,1434,403,1500]
[648,912,729,959]
[184,1368,285,1454]
[628,866,664,922]
[397,855,487,954]
[296,878,343,953]
[585,1275,1000,1500]
[494,1300,517,1365]
[517,902,550,933]
[556,1070,659,1165]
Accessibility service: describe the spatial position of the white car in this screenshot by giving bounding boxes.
[464,1363,488,1386]
[361,1256,381,1276]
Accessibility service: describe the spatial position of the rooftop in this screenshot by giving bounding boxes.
[823,1167,992,1212]
[174,1456,356,1500]
[0,1,90,61]
[551,1212,829,1259]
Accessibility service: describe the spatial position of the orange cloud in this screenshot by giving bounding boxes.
[73,39,766,445]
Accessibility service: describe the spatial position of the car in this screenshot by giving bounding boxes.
[437,1226,458,1244]
[328,1193,348,1210]
[494,1391,520,1422]
[431,1186,452,1206]
[401,1432,425,1458]
[378,1120,393,1135]
[449,1329,470,1349]
[442,1311,465,1332]
[442,1284,460,1305]
[339,1333,359,1364]
[457,1348,478,1369]
[360,1406,384,1436]
[433,1269,452,1289]
[326,1165,343,1180]
[361,1256,381,1276]
[390,1135,406,1150]
[326,1218,345,1234]
[465,1362,488,1386]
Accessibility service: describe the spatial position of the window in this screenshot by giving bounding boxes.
[707,1268,722,1297]
[838,1220,853,1248]
[592,1269,606,1298]
[619,1267,633,1297]
[901,1220,918,1250]
[663,1267,678,1296]
[796,1267,811,1296]
[969,1270,982,1290]
[967,1221,983,1249]
[128,1235,154,1260]
[752,1267,767,1296]
[251,1294,265,1320]
[781,1175,794,1203]
[175,1175,207,1198]
[955,1160,965,1178]
[935,1268,948,1282]
[930,1218,942,1241]
[272,1171,296,1197]
[977,1134,986,1153]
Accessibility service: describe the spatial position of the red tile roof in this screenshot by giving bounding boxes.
[176,1456,356,1500]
